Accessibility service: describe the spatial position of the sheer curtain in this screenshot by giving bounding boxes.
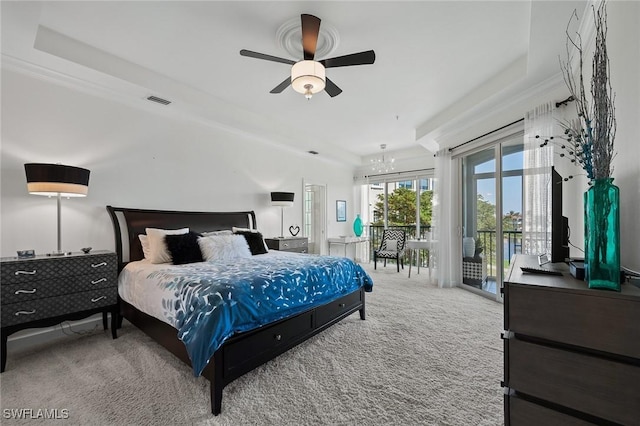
[433,149,462,288]
[523,102,555,255]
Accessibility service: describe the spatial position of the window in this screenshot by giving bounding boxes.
[362,175,435,266]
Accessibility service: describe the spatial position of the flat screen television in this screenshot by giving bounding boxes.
[551,167,570,263]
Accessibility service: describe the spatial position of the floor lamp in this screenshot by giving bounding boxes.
[270,192,294,238]
[25,163,90,256]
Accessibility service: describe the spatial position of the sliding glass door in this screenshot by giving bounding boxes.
[501,141,524,278]
[460,138,523,299]
[462,148,498,294]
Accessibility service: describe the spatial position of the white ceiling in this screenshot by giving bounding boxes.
[1,1,586,166]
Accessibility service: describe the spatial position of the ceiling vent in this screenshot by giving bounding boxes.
[146,95,171,105]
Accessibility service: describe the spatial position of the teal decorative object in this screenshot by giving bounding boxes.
[584,178,620,291]
[353,214,363,237]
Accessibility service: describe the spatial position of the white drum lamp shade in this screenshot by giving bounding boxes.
[291,61,326,99]
[270,192,295,207]
[271,192,294,238]
[25,163,90,255]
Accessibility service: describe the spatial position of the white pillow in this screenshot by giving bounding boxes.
[202,230,233,236]
[145,227,189,264]
[232,227,270,252]
[198,234,252,262]
[139,234,151,259]
[385,239,398,251]
[232,227,256,233]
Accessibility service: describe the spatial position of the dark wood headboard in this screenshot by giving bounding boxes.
[106,206,256,271]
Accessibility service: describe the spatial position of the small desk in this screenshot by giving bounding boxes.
[328,236,369,262]
[406,239,432,278]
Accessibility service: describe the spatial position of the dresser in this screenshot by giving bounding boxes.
[503,254,640,425]
[264,237,308,253]
[1,251,118,372]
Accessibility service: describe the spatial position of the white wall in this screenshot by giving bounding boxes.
[448,1,640,272]
[558,1,640,271]
[603,0,640,273]
[1,69,357,257]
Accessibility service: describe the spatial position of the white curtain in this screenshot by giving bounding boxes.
[433,149,462,288]
[523,102,555,255]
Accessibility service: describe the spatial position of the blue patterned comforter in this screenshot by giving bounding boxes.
[121,254,373,376]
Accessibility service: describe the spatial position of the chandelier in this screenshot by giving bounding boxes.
[371,144,395,173]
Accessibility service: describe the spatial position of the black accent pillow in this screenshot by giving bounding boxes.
[165,231,203,265]
[234,230,268,255]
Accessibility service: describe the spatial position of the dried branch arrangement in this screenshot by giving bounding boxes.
[541,0,616,181]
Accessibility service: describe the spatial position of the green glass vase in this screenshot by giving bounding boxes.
[584,178,620,291]
[353,214,364,237]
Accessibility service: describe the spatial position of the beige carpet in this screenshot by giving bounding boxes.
[0,263,504,425]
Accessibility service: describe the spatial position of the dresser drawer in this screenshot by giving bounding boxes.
[224,310,314,373]
[1,253,117,285]
[265,238,308,252]
[508,283,640,358]
[75,272,117,291]
[2,277,77,304]
[315,290,362,327]
[280,239,307,250]
[507,395,592,426]
[60,253,117,276]
[508,338,640,425]
[1,259,61,284]
[1,272,115,305]
[1,287,118,327]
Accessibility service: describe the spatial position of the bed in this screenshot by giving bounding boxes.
[106,206,372,415]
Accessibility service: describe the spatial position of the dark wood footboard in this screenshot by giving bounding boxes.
[120,287,365,415]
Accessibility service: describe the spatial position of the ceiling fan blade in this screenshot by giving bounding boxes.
[240,49,296,65]
[324,78,343,97]
[270,77,291,94]
[301,14,321,60]
[320,50,376,68]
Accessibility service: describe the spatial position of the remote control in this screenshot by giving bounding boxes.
[520,266,562,276]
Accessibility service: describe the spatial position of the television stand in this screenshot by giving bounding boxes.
[503,254,640,424]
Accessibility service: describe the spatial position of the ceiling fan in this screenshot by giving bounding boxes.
[240,14,376,99]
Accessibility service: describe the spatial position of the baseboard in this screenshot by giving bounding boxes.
[6,313,109,354]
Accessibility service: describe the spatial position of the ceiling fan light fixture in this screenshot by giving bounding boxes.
[291,60,325,98]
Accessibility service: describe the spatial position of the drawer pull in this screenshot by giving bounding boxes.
[283,243,289,247]
[14,270,36,276]
[15,289,37,295]
[91,278,107,285]
[501,331,514,340]
[91,296,107,303]
[339,303,346,308]
[91,262,107,268]
[15,309,36,316]
[274,334,282,341]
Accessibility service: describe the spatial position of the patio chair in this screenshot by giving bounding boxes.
[374,229,407,272]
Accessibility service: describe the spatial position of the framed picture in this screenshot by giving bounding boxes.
[336,200,346,222]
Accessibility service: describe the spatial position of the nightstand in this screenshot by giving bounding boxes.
[1,250,118,372]
[264,237,308,253]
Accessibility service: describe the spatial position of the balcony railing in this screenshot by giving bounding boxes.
[476,229,523,277]
[366,225,522,274]
[368,225,431,267]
